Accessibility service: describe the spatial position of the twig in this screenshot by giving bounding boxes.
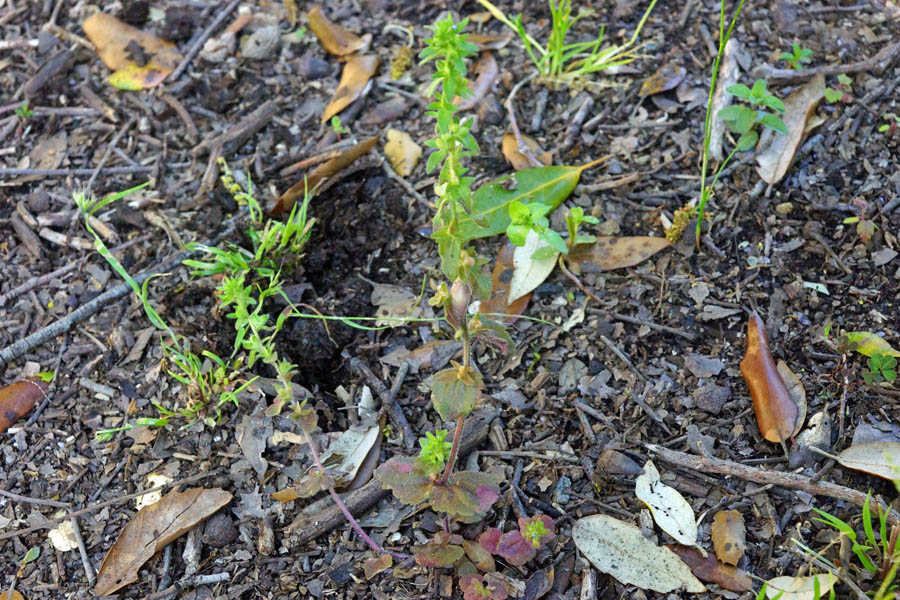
[505,73,542,167]
[146,573,230,600]
[477,450,579,463]
[0,166,154,177]
[646,444,900,525]
[599,334,647,382]
[0,489,69,508]
[377,152,431,209]
[0,470,222,541]
[350,357,416,451]
[754,39,900,84]
[168,0,241,82]
[86,118,135,193]
[70,517,95,586]
[560,95,594,154]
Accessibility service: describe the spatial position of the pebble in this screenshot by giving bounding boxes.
[692,383,731,415]
[202,513,237,547]
[299,54,331,79]
[241,26,280,60]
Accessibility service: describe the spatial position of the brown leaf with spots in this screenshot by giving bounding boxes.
[306,6,369,57]
[0,377,49,433]
[478,243,531,323]
[322,54,380,124]
[363,554,392,580]
[667,545,752,592]
[740,312,799,443]
[567,237,671,273]
[711,509,746,566]
[640,64,686,97]
[94,487,232,596]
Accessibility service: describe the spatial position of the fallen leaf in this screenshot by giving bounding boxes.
[501,132,551,171]
[313,423,380,489]
[237,413,272,478]
[765,573,835,600]
[478,243,531,323]
[567,237,671,273]
[596,449,643,476]
[0,377,49,433]
[82,12,182,90]
[322,54,380,124]
[572,514,705,593]
[456,52,499,111]
[463,539,495,572]
[635,461,699,547]
[710,510,746,565]
[666,545,752,592]
[364,554,392,580]
[756,73,825,184]
[836,442,900,481]
[777,360,806,438]
[843,332,900,358]
[370,281,422,326]
[640,64,686,96]
[4,591,24,600]
[307,6,369,56]
[467,32,514,51]
[508,230,558,304]
[108,65,171,91]
[384,129,422,177]
[740,312,799,443]
[272,136,378,215]
[709,39,742,161]
[94,487,232,595]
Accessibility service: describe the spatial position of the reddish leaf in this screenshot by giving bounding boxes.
[478,528,502,554]
[430,471,502,521]
[740,312,799,443]
[463,539,495,572]
[478,243,531,324]
[666,545,752,592]
[711,510,746,566]
[414,531,464,567]
[460,572,508,600]
[431,364,482,422]
[364,554,392,580]
[374,456,434,504]
[0,377,49,433]
[495,531,536,565]
[306,6,368,57]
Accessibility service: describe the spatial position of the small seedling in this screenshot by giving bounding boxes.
[824,74,853,104]
[330,115,350,136]
[879,113,900,136]
[14,101,35,121]
[863,352,898,386]
[841,197,877,244]
[717,79,788,150]
[779,42,812,70]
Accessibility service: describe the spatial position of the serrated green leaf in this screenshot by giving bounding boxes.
[736,131,759,151]
[431,366,482,421]
[726,84,751,100]
[760,113,788,134]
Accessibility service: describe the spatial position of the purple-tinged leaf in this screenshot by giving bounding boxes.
[414,531,465,568]
[496,530,536,565]
[431,364,483,422]
[374,456,434,504]
[430,470,502,520]
[478,528,502,555]
[460,572,508,600]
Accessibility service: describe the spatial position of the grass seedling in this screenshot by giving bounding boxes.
[780,42,813,70]
[475,0,657,90]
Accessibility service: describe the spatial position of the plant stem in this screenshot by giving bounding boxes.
[301,426,409,559]
[438,414,467,486]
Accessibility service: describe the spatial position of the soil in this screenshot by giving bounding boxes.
[1,1,900,599]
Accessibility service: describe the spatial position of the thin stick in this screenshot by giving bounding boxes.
[168,0,241,82]
[505,73,543,167]
[0,489,69,508]
[87,118,135,193]
[350,358,416,451]
[70,517,95,586]
[0,166,154,177]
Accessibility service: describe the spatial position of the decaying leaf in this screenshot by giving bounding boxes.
[740,312,799,444]
[635,461,699,547]
[82,12,182,90]
[322,54,380,124]
[666,545,752,592]
[567,236,671,273]
[384,129,422,177]
[0,377,49,433]
[709,39,742,161]
[755,73,825,184]
[364,553,392,579]
[456,52,499,111]
[639,64,686,96]
[836,442,900,481]
[710,509,746,566]
[777,360,806,438]
[572,514,705,593]
[429,470,502,521]
[508,230,558,304]
[460,572,508,600]
[414,531,465,567]
[94,487,232,595]
[501,132,551,171]
[370,281,422,326]
[307,6,369,56]
[843,331,900,358]
[463,539,495,572]
[478,243,531,323]
[272,136,378,215]
[765,573,835,600]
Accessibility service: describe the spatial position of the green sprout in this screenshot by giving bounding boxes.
[863,352,898,386]
[879,112,900,134]
[779,42,813,70]
[417,429,453,473]
[330,115,350,136]
[14,101,35,121]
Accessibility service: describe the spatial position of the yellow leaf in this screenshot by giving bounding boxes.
[384,129,422,177]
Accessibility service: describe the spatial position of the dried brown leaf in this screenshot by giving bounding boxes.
[478,243,531,323]
[0,377,49,433]
[306,6,368,56]
[755,73,825,184]
[501,133,551,171]
[836,442,900,481]
[94,487,232,595]
[456,52,499,111]
[667,545,752,592]
[384,129,422,177]
[567,237,671,273]
[710,509,746,566]
[777,360,806,438]
[364,554,392,580]
[639,64,686,97]
[740,312,799,443]
[83,12,182,72]
[322,54,380,124]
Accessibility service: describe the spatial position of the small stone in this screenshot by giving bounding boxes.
[202,513,237,548]
[559,358,587,394]
[686,424,716,454]
[684,353,725,378]
[693,383,731,415]
[299,54,332,79]
[476,93,504,126]
[872,248,897,267]
[241,26,280,60]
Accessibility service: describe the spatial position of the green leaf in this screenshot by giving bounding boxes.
[531,245,560,261]
[824,88,843,103]
[736,131,759,151]
[717,105,744,122]
[760,113,788,134]
[734,108,756,134]
[725,84,751,100]
[837,74,852,87]
[762,96,786,113]
[844,332,900,358]
[506,223,530,246]
[750,79,767,100]
[508,201,531,224]
[431,366,483,421]
[374,456,434,504]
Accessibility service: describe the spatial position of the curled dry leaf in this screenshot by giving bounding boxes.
[272,136,378,216]
[306,6,369,56]
[456,52,499,111]
[567,236,671,273]
[666,545,752,592]
[639,64,686,97]
[501,132,551,171]
[756,73,825,184]
[836,442,900,481]
[709,39,742,161]
[384,129,422,177]
[765,573,835,600]
[635,461,699,547]
[572,515,705,593]
[777,360,806,437]
[363,554,392,580]
[322,54,380,124]
[740,312,799,444]
[478,243,531,323]
[94,487,232,596]
[710,509,746,566]
[0,377,49,433]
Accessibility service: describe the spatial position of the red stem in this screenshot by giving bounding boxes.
[438,415,466,486]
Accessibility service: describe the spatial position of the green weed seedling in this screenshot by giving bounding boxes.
[879,113,900,135]
[14,101,34,121]
[476,0,656,90]
[329,115,350,136]
[780,42,812,70]
[824,73,853,104]
[863,352,898,387]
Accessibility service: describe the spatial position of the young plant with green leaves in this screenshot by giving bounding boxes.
[780,42,813,70]
[14,101,34,121]
[879,112,900,136]
[475,0,657,90]
[863,352,898,387]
